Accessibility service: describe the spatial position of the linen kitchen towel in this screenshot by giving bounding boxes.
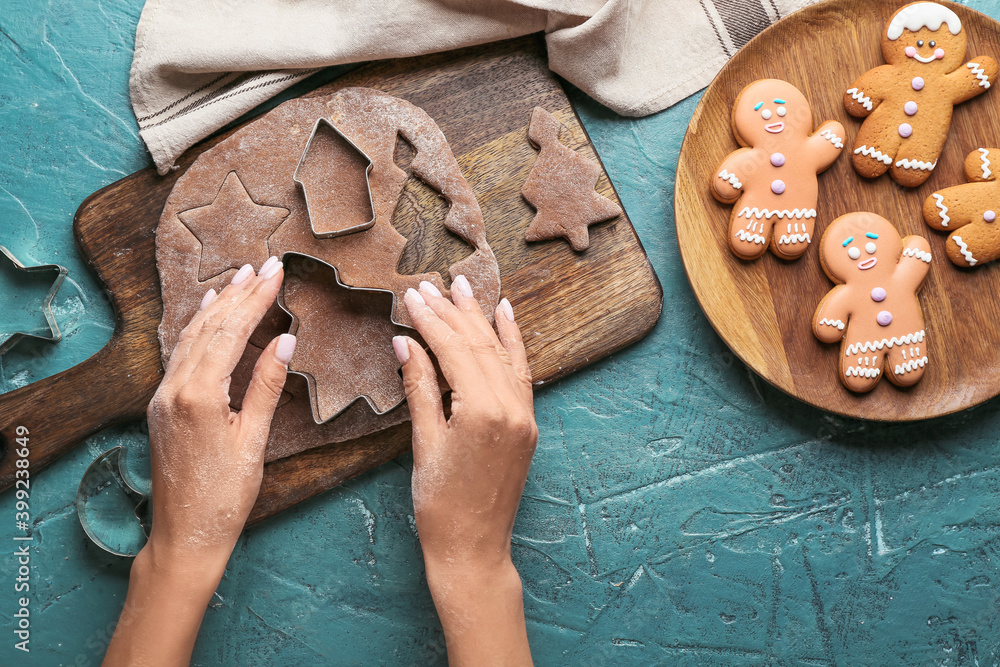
[130,0,818,173]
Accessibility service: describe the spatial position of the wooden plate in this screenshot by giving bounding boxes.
[675,0,1000,421]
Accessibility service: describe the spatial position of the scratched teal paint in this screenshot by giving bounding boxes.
[3,0,1000,663]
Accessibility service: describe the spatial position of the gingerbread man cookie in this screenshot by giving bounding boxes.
[845,2,998,187]
[813,212,932,393]
[711,79,845,260]
[923,147,1000,266]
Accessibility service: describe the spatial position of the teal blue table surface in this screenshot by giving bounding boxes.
[3,0,1000,664]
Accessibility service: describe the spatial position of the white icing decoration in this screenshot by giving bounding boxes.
[846,366,881,379]
[902,247,932,263]
[968,62,991,89]
[845,330,925,356]
[848,246,861,260]
[895,157,937,171]
[819,129,844,149]
[952,235,977,265]
[778,233,811,245]
[761,108,772,120]
[735,229,767,245]
[979,148,992,179]
[886,2,962,40]
[819,317,845,331]
[718,169,742,189]
[737,207,817,220]
[895,356,929,375]
[865,241,877,254]
[854,145,892,165]
[932,193,950,227]
[846,88,874,111]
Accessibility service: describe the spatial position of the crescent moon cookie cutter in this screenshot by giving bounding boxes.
[76,445,151,557]
[0,245,68,355]
[275,251,410,425]
[292,117,377,239]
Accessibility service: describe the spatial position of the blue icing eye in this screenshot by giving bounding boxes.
[754,102,763,111]
[773,98,786,104]
[866,232,879,239]
[842,236,854,246]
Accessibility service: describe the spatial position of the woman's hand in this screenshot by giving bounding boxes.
[395,275,537,667]
[104,257,294,667]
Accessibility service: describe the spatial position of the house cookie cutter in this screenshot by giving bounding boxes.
[276,251,409,425]
[76,445,151,557]
[293,117,377,239]
[0,246,68,355]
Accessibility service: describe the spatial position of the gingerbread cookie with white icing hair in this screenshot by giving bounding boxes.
[923,147,1000,267]
[813,212,932,393]
[711,79,845,260]
[845,2,997,187]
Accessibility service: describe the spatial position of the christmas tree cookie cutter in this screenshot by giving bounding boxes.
[292,117,376,239]
[275,251,409,425]
[0,246,68,355]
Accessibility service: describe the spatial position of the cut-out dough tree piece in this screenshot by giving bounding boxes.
[177,171,290,282]
[280,257,406,423]
[521,107,622,252]
[922,147,1000,266]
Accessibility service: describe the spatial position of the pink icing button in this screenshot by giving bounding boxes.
[770,152,785,167]
[871,287,886,302]
[771,179,785,195]
[934,48,945,59]
[985,210,997,223]
[912,77,924,90]
[876,310,893,327]
[899,123,913,138]
[904,101,918,116]
[905,46,917,58]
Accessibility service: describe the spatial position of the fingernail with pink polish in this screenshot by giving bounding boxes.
[259,256,279,277]
[406,288,426,306]
[200,288,217,310]
[453,274,473,298]
[393,336,410,364]
[275,333,297,365]
[261,257,283,280]
[500,298,515,322]
[231,264,255,285]
[419,280,442,298]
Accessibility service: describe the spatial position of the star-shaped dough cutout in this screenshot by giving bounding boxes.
[278,256,406,423]
[178,171,290,281]
[521,107,623,252]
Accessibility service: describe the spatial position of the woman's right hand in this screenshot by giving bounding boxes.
[394,275,536,667]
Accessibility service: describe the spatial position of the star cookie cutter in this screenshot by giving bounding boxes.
[76,445,151,557]
[276,251,409,425]
[0,246,68,355]
[293,117,377,239]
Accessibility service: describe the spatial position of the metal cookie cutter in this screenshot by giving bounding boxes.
[276,251,409,425]
[76,446,151,557]
[293,117,377,239]
[0,246,68,355]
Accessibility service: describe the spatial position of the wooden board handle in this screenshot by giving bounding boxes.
[0,334,159,490]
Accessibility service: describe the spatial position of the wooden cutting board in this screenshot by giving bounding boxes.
[675,0,1000,421]
[0,36,662,524]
